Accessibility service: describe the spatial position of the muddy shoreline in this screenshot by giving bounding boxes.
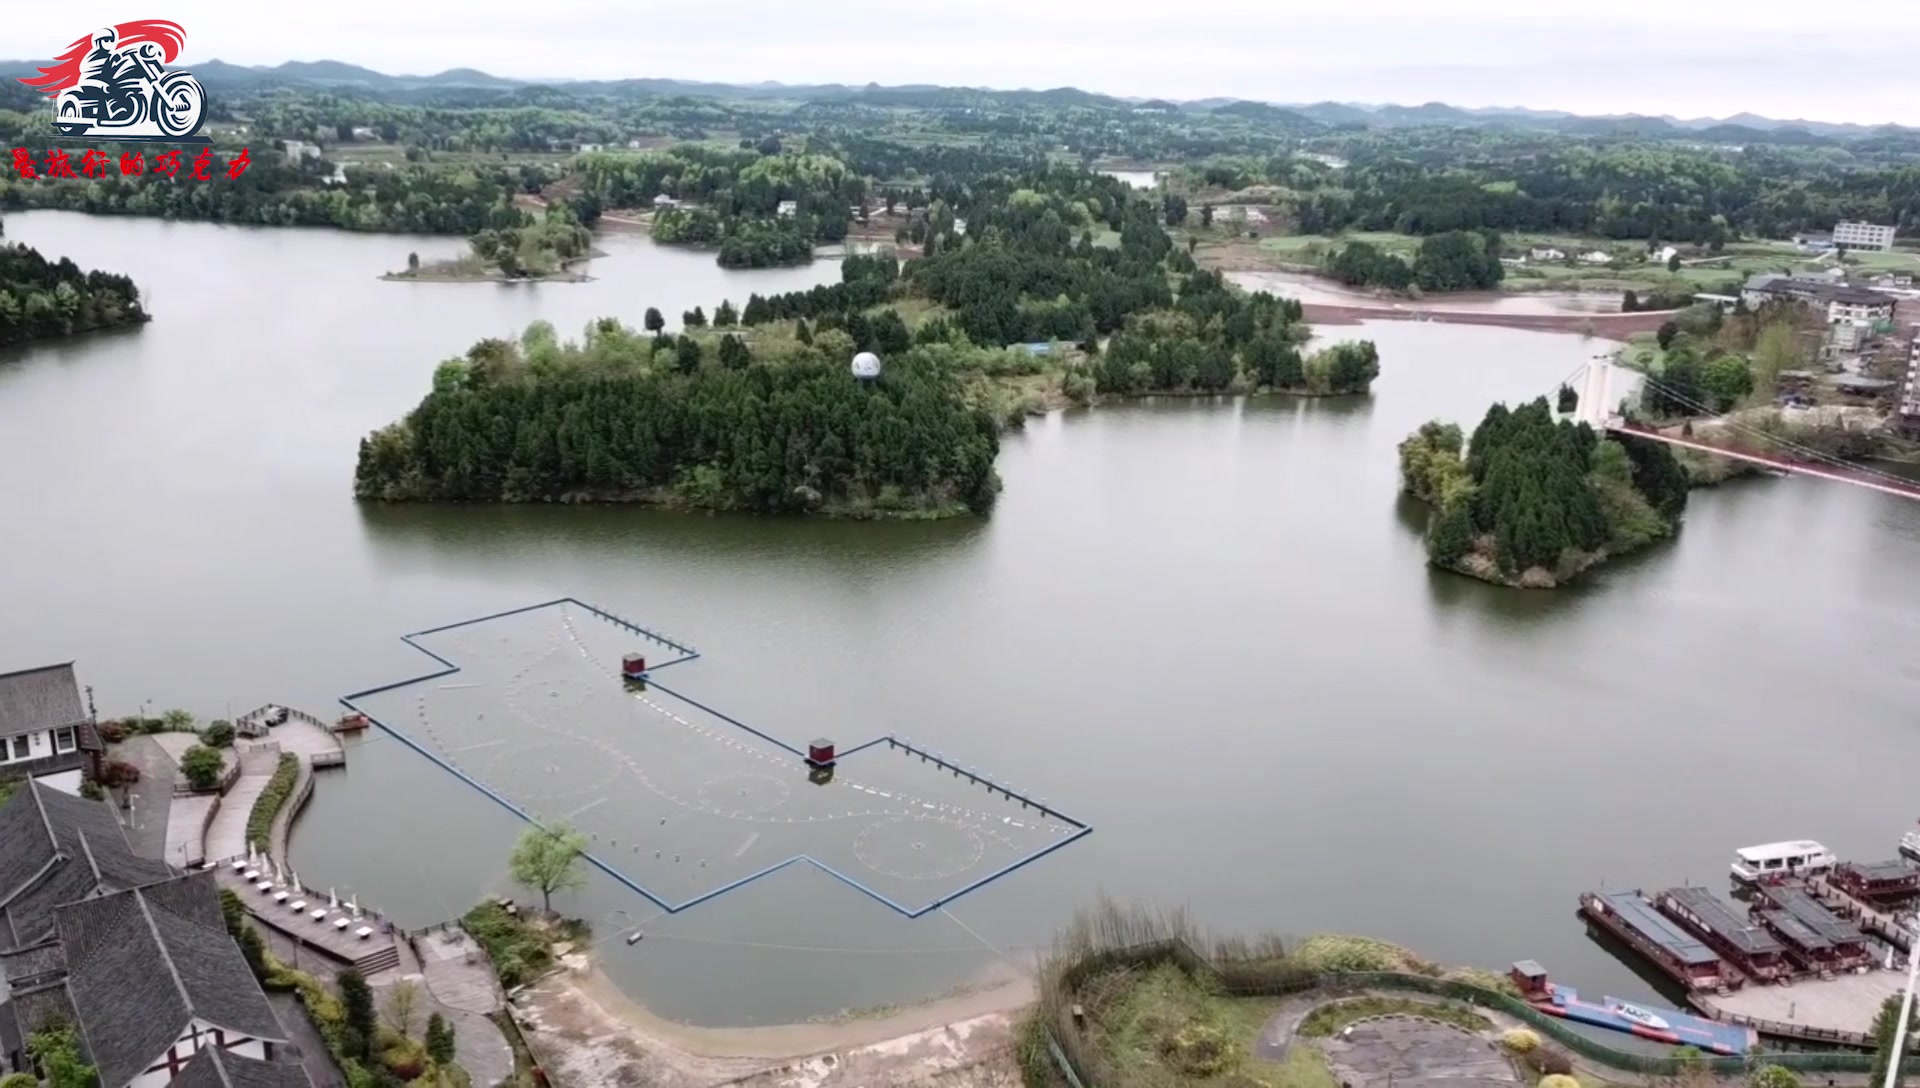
[1303,301,1677,335]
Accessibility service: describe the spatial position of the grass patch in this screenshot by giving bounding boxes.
[245,753,300,853]
[1080,961,1302,1087]
[461,902,589,990]
[1298,996,1493,1038]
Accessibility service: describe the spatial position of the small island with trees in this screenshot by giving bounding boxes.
[383,208,599,283]
[0,219,149,347]
[1398,398,1690,588]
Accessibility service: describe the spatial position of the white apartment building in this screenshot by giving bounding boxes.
[1833,221,1897,251]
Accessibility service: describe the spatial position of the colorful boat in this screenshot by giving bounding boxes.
[1510,961,1751,1055]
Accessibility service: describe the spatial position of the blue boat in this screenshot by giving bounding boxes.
[1510,961,1753,1055]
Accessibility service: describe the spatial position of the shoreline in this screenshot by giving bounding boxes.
[515,955,1035,1084]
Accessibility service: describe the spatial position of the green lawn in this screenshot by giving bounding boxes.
[1083,963,1335,1088]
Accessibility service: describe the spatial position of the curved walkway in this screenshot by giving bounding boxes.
[202,743,282,861]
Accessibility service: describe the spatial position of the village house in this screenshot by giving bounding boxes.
[652,193,678,208]
[776,200,799,217]
[0,664,102,784]
[1529,247,1566,261]
[279,141,319,162]
[1578,250,1612,265]
[348,126,375,141]
[0,785,308,1085]
[1653,245,1679,264]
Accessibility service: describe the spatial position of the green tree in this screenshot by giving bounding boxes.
[1666,252,1683,272]
[713,299,738,327]
[795,318,813,345]
[179,745,225,792]
[0,1072,38,1088]
[407,252,420,274]
[1748,1064,1801,1088]
[1870,994,1917,1088]
[674,335,703,375]
[718,334,751,370]
[1162,193,1188,226]
[1700,354,1755,412]
[1200,204,1213,228]
[202,720,235,748]
[509,823,588,914]
[1656,321,1681,350]
[339,969,377,1062]
[643,307,664,334]
[425,1013,456,1066]
[1427,503,1474,565]
[683,306,707,328]
[1557,384,1578,413]
[28,1023,94,1088]
[162,708,196,732]
[383,978,420,1038]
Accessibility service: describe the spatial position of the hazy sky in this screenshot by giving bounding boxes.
[13,1,1920,125]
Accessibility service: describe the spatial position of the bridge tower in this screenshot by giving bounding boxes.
[1571,359,1615,429]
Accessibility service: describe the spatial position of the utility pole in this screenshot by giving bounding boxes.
[1882,937,1920,1088]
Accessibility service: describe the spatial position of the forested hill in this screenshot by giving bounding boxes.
[0,220,147,347]
[354,323,1001,516]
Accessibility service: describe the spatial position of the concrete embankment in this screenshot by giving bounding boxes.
[1303,302,1679,336]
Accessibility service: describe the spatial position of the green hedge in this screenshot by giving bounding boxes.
[245,754,300,853]
[1044,946,1912,1087]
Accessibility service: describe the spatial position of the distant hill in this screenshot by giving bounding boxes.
[0,55,1908,137]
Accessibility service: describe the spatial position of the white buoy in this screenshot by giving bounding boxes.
[851,351,882,381]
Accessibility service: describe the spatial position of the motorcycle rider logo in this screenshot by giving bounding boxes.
[17,20,209,142]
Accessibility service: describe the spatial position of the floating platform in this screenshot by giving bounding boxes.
[1830,860,1920,906]
[1580,891,1735,993]
[1751,883,1872,968]
[1656,886,1791,983]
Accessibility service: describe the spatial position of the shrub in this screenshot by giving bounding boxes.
[245,753,300,851]
[202,721,236,748]
[179,745,226,792]
[1501,1027,1541,1053]
[101,760,140,787]
[0,1073,39,1088]
[1751,1065,1802,1088]
[98,722,126,744]
[1159,1022,1234,1077]
[461,901,585,989]
[1540,1076,1581,1088]
[79,780,104,802]
[1526,1046,1575,1076]
[1292,934,1437,974]
[161,708,196,732]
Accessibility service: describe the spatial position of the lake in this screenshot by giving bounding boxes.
[5,210,1920,1027]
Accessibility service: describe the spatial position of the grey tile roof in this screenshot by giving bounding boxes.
[58,874,286,1088]
[173,1048,313,1088]
[0,665,86,739]
[0,782,174,951]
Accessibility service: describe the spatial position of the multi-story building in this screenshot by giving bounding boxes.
[1901,333,1920,428]
[1833,221,1898,251]
[1740,275,1897,325]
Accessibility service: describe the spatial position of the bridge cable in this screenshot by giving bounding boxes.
[1630,373,1920,489]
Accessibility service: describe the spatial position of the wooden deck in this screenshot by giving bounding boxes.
[211,862,401,976]
[1697,969,1903,1047]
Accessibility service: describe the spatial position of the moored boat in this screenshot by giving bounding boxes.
[1730,840,1836,886]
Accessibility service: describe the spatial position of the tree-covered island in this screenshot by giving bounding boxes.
[0,219,148,347]
[356,167,1384,517]
[1398,398,1690,588]
[383,208,598,282]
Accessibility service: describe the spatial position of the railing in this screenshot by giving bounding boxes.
[311,751,346,769]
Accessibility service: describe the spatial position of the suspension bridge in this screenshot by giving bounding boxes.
[1567,359,1920,502]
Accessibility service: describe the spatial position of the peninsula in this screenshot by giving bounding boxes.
[0,224,148,347]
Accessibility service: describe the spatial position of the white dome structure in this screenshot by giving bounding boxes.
[851,351,882,380]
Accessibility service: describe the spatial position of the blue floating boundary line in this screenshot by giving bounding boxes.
[339,598,1090,919]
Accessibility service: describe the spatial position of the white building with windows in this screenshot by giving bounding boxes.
[1833,221,1897,251]
[0,664,95,777]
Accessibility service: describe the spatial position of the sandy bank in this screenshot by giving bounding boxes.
[513,957,1033,1087]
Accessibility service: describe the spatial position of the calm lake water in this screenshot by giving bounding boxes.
[5,210,1920,1027]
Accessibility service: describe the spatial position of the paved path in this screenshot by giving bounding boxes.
[203,744,283,861]
[112,735,177,862]
[267,991,347,1088]
[387,938,514,1087]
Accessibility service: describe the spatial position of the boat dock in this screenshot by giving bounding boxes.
[1656,887,1792,983]
[1753,883,1876,971]
[1580,891,1735,993]
[1829,860,1920,908]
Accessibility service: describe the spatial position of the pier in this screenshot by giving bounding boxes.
[1580,891,1733,993]
[1656,887,1791,983]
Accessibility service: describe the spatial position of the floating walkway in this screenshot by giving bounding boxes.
[1580,890,1733,993]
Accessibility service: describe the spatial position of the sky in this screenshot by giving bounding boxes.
[12,1,1920,126]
